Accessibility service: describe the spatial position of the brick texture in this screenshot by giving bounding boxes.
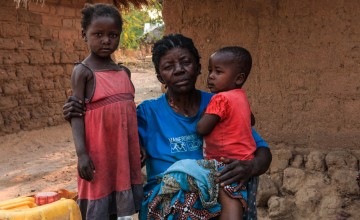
[0,0,88,135]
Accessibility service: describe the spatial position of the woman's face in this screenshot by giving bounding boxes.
[157,47,199,94]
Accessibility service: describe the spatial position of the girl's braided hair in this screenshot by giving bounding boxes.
[81,3,123,31]
[152,34,201,75]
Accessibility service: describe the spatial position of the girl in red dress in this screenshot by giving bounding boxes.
[70,3,142,219]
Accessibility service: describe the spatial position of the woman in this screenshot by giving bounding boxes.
[63,34,271,219]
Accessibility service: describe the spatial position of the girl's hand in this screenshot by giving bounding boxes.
[216,157,254,191]
[77,154,96,182]
[63,96,85,121]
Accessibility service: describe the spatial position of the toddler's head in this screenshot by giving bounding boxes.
[81,3,123,57]
[207,46,252,93]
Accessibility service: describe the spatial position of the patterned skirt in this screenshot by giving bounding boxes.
[140,159,251,220]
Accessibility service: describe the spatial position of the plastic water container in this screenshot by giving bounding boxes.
[0,190,81,220]
[0,197,36,210]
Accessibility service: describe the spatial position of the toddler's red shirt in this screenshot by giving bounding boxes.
[204,89,256,161]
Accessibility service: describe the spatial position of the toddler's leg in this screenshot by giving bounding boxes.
[218,188,243,220]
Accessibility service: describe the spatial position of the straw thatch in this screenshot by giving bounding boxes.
[14,0,155,9]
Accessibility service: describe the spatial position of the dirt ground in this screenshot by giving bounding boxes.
[0,61,162,211]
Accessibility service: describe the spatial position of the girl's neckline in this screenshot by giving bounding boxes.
[92,68,121,72]
[81,61,122,72]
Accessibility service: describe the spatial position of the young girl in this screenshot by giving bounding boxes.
[70,3,142,219]
[197,46,256,219]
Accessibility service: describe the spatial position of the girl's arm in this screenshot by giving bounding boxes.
[70,66,95,181]
[196,113,220,136]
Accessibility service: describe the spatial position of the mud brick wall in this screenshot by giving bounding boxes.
[163,0,360,150]
[162,0,360,219]
[0,0,89,135]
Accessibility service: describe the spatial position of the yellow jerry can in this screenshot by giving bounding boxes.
[0,196,81,220]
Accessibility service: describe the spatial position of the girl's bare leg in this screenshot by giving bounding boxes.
[218,188,243,220]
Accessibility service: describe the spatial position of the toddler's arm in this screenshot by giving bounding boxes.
[197,93,230,136]
[196,113,220,136]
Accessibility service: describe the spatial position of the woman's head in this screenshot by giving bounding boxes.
[152,34,201,76]
[81,3,122,57]
[151,34,202,94]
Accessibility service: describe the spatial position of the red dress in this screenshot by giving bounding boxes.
[77,65,143,219]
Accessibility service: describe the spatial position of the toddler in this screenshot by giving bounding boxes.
[197,46,256,219]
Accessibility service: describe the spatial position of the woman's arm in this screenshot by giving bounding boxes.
[137,103,149,168]
[70,66,95,181]
[140,146,147,167]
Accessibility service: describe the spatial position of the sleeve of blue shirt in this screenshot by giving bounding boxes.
[252,127,269,148]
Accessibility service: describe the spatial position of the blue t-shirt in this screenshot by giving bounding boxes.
[136,90,268,191]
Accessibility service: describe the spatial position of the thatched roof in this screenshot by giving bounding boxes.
[14,0,157,9]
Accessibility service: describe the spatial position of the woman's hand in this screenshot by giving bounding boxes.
[216,147,272,191]
[63,96,85,121]
[77,154,96,182]
[216,158,254,191]
[140,146,147,167]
